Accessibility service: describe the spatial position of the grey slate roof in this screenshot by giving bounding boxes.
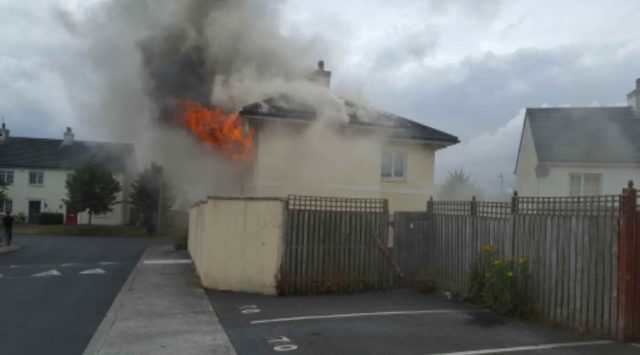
[526,106,640,164]
[0,137,134,172]
[240,95,459,145]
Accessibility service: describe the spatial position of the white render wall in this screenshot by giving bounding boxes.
[516,117,640,196]
[3,168,128,225]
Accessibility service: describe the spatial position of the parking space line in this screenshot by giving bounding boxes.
[425,340,614,355]
[251,309,486,324]
[143,259,192,265]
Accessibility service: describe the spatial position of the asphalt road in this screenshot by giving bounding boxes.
[0,234,154,355]
[208,289,640,355]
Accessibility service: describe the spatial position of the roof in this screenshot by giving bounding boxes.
[240,95,459,145]
[523,106,640,165]
[0,137,134,172]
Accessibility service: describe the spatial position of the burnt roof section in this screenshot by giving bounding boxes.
[240,95,459,145]
[526,106,640,164]
[0,137,134,171]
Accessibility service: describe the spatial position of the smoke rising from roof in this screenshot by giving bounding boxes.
[55,0,347,205]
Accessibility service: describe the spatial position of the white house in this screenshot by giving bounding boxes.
[515,79,640,197]
[0,125,136,225]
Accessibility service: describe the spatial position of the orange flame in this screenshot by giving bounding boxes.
[177,100,255,160]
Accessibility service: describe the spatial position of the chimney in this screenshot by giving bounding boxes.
[310,60,331,88]
[627,78,640,111]
[0,123,9,144]
[62,127,74,146]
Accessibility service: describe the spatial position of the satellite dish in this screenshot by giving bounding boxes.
[535,163,550,177]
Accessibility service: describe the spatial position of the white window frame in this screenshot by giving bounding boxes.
[0,170,14,185]
[381,151,407,181]
[569,173,602,196]
[29,171,44,186]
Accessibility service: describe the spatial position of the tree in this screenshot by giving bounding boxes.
[129,163,175,227]
[65,160,122,225]
[437,168,483,201]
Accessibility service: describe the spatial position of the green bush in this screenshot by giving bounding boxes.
[14,212,27,224]
[38,212,64,225]
[174,232,188,250]
[467,244,533,317]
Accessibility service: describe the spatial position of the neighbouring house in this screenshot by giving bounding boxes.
[515,79,640,197]
[237,61,459,212]
[0,125,136,225]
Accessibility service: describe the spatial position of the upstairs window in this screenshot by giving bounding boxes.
[0,170,14,185]
[569,173,601,196]
[29,171,44,186]
[381,151,407,180]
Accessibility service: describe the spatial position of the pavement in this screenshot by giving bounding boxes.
[208,289,640,355]
[84,244,237,355]
[0,235,153,355]
[0,243,20,254]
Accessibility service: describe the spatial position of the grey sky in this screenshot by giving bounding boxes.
[1,0,639,194]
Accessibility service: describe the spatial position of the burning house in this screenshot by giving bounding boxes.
[175,61,459,211]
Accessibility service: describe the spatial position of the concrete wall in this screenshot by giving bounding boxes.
[188,197,286,295]
[2,168,129,225]
[515,118,540,196]
[247,122,438,212]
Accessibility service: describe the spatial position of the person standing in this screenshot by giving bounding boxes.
[2,211,14,246]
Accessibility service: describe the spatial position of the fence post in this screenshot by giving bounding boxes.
[618,180,637,341]
[427,197,434,215]
[470,196,477,216]
[510,190,519,258]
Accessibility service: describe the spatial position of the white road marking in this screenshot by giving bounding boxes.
[32,269,62,277]
[61,263,79,267]
[251,309,485,324]
[631,343,640,348]
[79,268,107,275]
[143,259,192,265]
[425,340,615,355]
[98,261,118,266]
[10,265,19,268]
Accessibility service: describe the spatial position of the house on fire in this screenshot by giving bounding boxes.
[236,61,459,211]
[515,79,640,197]
[0,125,136,225]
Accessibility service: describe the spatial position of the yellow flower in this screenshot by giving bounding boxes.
[482,244,495,253]
[506,271,513,277]
[518,257,527,264]
[493,260,502,266]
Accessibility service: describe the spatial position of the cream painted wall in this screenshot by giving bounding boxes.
[188,197,285,295]
[2,168,129,225]
[516,117,640,197]
[247,122,438,212]
[537,165,640,197]
[515,118,540,196]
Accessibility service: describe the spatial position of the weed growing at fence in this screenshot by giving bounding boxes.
[467,244,533,317]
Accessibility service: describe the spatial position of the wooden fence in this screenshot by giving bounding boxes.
[395,193,623,338]
[278,195,397,294]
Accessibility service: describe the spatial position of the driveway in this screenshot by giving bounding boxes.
[208,289,640,355]
[0,234,154,355]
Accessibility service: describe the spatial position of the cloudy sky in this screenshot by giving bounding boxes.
[1,0,640,195]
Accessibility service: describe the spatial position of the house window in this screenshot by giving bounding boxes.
[0,199,12,213]
[29,171,44,186]
[381,151,407,180]
[569,173,601,196]
[0,170,14,185]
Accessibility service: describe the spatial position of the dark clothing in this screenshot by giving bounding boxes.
[3,215,13,246]
[3,215,14,229]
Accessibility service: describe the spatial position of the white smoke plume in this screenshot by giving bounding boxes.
[54,0,355,205]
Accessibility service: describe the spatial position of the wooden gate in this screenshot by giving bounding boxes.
[278,195,397,294]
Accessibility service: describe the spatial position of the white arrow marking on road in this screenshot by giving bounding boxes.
[79,268,106,275]
[32,269,62,277]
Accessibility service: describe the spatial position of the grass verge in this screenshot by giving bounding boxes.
[14,224,182,238]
